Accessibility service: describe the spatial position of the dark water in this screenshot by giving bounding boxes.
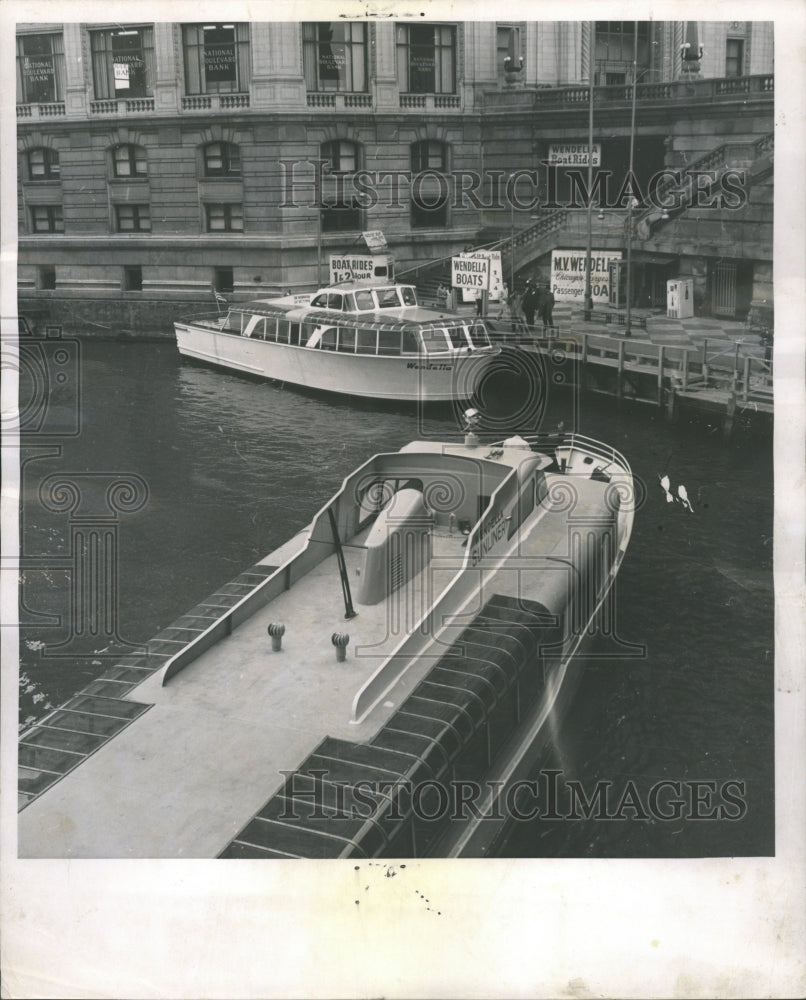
[18,339,774,857]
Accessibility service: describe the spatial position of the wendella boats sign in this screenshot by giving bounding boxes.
[551,249,622,304]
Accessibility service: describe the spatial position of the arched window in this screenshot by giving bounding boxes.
[27,147,60,180]
[320,140,362,233]
[112,143,147,178]
[202,141,241,176]
[410,140,449,229]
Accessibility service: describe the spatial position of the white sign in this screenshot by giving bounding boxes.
[362,230,387,251]
[452,251,504,302]
[548,143,602,167]
[551,249,622,304]
[113,63,130,89]
[329,254,382,284]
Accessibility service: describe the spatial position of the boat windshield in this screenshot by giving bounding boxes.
[400,287,417,305]
[375,288,401,309]
[419,328,450,353]
[354,290,376,310]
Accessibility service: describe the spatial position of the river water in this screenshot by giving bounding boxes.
[18,338,774,858]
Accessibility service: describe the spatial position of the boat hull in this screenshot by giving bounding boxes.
[174,323,496,402]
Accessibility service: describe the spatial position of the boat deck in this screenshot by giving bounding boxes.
[18,468,619,858]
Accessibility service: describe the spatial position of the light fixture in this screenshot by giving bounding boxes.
[661,209,670,220]
[597,210,605,220]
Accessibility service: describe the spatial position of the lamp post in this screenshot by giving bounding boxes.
[584,19,595,319]
[624,24,639,338]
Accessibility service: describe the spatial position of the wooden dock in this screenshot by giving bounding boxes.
[485,321,773,436]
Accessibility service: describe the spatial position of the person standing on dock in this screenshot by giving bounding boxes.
[522,280,538,326]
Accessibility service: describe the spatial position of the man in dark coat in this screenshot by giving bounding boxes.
[522,280,538,326]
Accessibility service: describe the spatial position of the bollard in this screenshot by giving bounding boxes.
[267,623,285,652]
[332,632,350,662]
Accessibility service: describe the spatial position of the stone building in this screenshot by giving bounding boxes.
[15,20,773,329]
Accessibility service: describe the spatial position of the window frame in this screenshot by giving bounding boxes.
[205,203,244,233]
[114,203,152,233]
[27,147,60,181]
[122,265,143,291]
[496,25,521,82]
[410,140,450,229]
[112,143,147,178]
[89,26,155,100]
[725,38,745,78]
[320,139,363,233]
[302,22,368,93]
[30,205,64,233]
[181,23,251,96]
[396,23,457,95]
[16,32,66,105]
[202,141,242,177]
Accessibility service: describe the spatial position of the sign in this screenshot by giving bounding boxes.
[452,251,504,302]
[329,254,392,284]
[548,143,602,167]
[550,249,622,304]
[362,230,387,251]
[204,27,237,83]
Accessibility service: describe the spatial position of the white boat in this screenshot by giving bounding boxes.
[174,281,500,402]
[18,421,634,858]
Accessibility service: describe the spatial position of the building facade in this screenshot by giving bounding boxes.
[16,20,774,330]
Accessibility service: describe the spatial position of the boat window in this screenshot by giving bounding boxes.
[302,321,318,346]
[343,294,357,311]
[377,330,401,356]
[376,288,400,309]
[467,320,491,348]
[311,293,329,308]
[419,328,450,353]
[242,315,263,339]
[327,293,344,311]
[354,290,375,310]
[338,327,357,353]
[221,311,242,333]
[289,323,301,346]
[320,327,338,351]
[265,316,277,341]
[400,287,417,306]
[277,320,291,344]
[356,328,378,354]
[445,325,468,350]
[401,330,419,354]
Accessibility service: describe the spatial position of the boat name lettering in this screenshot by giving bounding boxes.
[470,511,507,566]
[406,362,453,371]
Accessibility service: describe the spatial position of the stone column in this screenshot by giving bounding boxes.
[250,22,307,110]
[62,23,88,117]
[373,23,399,110]
[153,22,180,113]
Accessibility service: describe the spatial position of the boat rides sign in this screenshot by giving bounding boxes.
[451,250,504,302]
[551,249,622,305]
[329,253,393,283]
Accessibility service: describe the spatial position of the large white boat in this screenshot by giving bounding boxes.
[174,281,500,403]
[19,422,634,858]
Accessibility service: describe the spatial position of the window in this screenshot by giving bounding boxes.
[16,33,65,104]
[302,22,367,92]
[90,27,154,100]
[28,148,60,180]
[725,38,744,77]
[410,140,449,229]
[123,265,143,291]
[112,144,147,178]
[411,140,447,173]
[38,266,56,290]
[115,204,151,232]
[30,206,63,233]
[594,22,651,85]
[206,205,244,232]
[497,26,520,82]
[182,24,250,95]
[203,142,241,176]
[320,140,362,232]
[396,24,456,94]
